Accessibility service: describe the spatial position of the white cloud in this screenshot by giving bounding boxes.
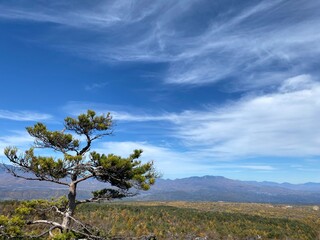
[62,101,180,122]
[210,164,275,171]
[0,2,138,29]
[1,1,320,88]
[64,74,320,158]
[92,141,277,178]
[237,165,275,171]
[0,131,33,157]
[93,141,196,178]
[0,110,52,121]
[171,75,320,157]
[279,74,316,93]
[84,82,108,91]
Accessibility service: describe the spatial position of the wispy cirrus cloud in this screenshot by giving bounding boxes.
[64,74,320,159]
[211,165,275,171]
[0,1,143,29]
[1,1,320,89]
[94,141,276,178]
[84,82,108,91]
[0,109,52,158]
[0,110,52,121]
[62,101,180,122]
[171,74,320,158]
[0,131,33,157]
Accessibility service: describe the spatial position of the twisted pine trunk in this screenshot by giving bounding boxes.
[62,181,77,230]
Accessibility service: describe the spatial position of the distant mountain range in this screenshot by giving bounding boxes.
[135,176,320,204]
[1,164,320,204]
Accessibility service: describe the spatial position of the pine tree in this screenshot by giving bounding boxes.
[3,110,157,238]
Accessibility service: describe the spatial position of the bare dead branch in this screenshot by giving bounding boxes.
[3,156,69,186]
[29,225,62,239]
[50,205,98,237]
[27,220,63,228]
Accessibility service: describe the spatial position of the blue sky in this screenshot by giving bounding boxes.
[0,0,320,183]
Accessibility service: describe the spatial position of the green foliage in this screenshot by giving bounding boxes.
[0,214,24,238]
[27,123,80,152]
[92,188,127,199]
[76,202,319,240]
[4,147,68,180]
[1,200,320,239]
[0,198,71,239]
[15,197,67,215]
[64,110,112,135]
[90,150,157,190]
[51,231,77,240]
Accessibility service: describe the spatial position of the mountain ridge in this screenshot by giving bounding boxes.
[1,164,320,204]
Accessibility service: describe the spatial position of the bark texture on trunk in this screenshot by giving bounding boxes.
[62,182,77,230]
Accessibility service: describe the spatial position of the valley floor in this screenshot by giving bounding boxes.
[76,201,320,239]
[1,201,320,239]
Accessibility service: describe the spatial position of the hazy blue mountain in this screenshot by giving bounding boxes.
[134,176,320,204]
[246,180,320,192]
[1,165,320,204]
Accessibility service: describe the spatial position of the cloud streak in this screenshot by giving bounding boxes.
[0,131,33,157]
[66,74,320,158]
[0,110,52,121]
[94,141,276,178]
[171,75,320,157]
[1,1,320,88]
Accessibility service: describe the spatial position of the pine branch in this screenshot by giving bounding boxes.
[73,174,94,184]
[78,130,113,156]
[79,133,92,156]
[4,165,69,186]
[77,189,137,205]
